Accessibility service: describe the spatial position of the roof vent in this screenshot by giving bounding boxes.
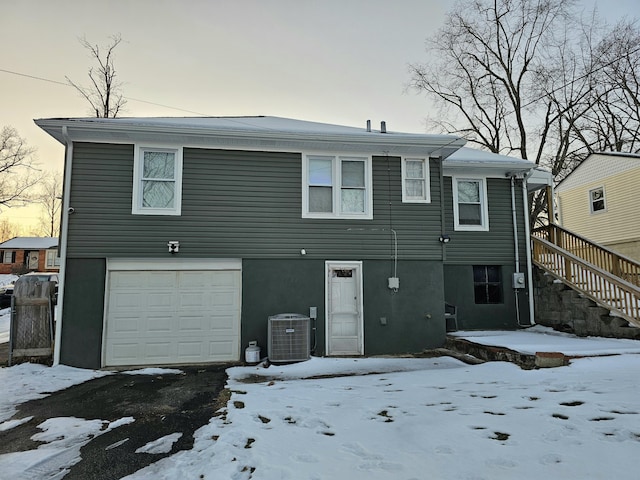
[381,121,387,133]
[366,120,371,132]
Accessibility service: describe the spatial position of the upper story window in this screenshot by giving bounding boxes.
[46,249,60,268]
[132,146,183,215]
[401,158,430,203]
[452,177,489,231]
[589,186,606,213]
[303,154,373,219]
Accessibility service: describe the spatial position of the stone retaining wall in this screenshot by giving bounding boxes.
[533,266,640,340]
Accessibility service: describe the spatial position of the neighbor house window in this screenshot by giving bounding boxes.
[303,154,373,219]
[46,249,60,268]
[453,177,489,231]
[589,186,606,213]
[473,265,502,304]
[402,158,430,203]
[132,146,183,215]
[2,251,15,264]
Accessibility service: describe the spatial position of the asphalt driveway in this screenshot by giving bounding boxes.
[0,364,230,480]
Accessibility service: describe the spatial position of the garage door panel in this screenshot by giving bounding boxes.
[178,315,207,332]
[147,315,173,333]
[105,268,241,367]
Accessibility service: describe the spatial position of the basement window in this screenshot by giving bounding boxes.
[473,265,503,304]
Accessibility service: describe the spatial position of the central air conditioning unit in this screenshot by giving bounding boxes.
[268,313,310,363]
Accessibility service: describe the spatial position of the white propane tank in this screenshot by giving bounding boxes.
[245,341,261,364]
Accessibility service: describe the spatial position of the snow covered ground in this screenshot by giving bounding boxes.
[1,328,640,479]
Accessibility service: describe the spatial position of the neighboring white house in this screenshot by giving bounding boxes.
[556,152,640,261]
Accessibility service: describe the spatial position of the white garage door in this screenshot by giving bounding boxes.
[104,262,241,367]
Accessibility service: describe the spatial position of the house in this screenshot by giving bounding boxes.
[35,116,546,369]
[0,237,59,274]
[555,152,640,261]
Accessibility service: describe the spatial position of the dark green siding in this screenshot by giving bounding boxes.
[67,144,446,260]
[59,258,106,369]
[242,259,445,357]
[443,177,528,264]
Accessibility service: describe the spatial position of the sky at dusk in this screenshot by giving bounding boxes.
[1,0,639,230]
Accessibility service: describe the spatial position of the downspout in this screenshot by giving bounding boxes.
[522,173,536,325]
[509,176,522,326]
[438,156,447,261]
[53,126,73,365]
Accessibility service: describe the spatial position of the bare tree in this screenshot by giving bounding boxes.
[67,34,126,118]
[34,172,63,238]
[0,218,24,242]
[408,0,640,225]
[0,126,41,208]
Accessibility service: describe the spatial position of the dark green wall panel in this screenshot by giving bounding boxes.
[443,264,530,329]
[363,260,445,355]
[241,259,446,357]
[59,258,106,369]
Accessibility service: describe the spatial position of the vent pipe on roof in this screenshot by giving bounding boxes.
[366,120,371,132]
[381,121,387,133]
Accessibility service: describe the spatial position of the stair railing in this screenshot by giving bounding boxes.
[532,234,640,327]
[532,224,640,288]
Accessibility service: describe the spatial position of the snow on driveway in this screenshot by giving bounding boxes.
[1,329,640,479]
[123,353,640,480]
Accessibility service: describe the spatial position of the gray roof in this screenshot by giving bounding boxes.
[35,116,466,158]
[0,237,58,249]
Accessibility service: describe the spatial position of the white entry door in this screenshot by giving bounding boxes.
[326,261,363,355]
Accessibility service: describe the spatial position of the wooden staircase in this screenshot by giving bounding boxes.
[531,224,640,327]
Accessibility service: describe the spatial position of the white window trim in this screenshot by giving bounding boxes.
[46,249,60,268]
[302,153,373,219]
[2,250,14,264]
[452,176,489,232]
[401,157,431,203]
[589,186,606,214]
[132,145,183,215]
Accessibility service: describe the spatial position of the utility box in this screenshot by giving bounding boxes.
[512,272,526,289]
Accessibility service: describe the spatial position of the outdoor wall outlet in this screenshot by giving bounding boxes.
[512,272,526,289]
[167,241,180,253]
[380,317,387,326]
[388,277,399,290]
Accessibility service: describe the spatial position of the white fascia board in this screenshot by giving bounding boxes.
[34,118,466,157]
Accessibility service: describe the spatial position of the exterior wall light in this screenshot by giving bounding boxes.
[439,235,451,243]
[168,241,180,253]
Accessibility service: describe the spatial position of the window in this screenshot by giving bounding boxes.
[589,186,606,213]
[1,250,15,264]
[473,265,502,304]
[452,177,489,231]
[46,249,60,268]
[303,154,373,219]
[132,146,183,215]
[401,158,430,203]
